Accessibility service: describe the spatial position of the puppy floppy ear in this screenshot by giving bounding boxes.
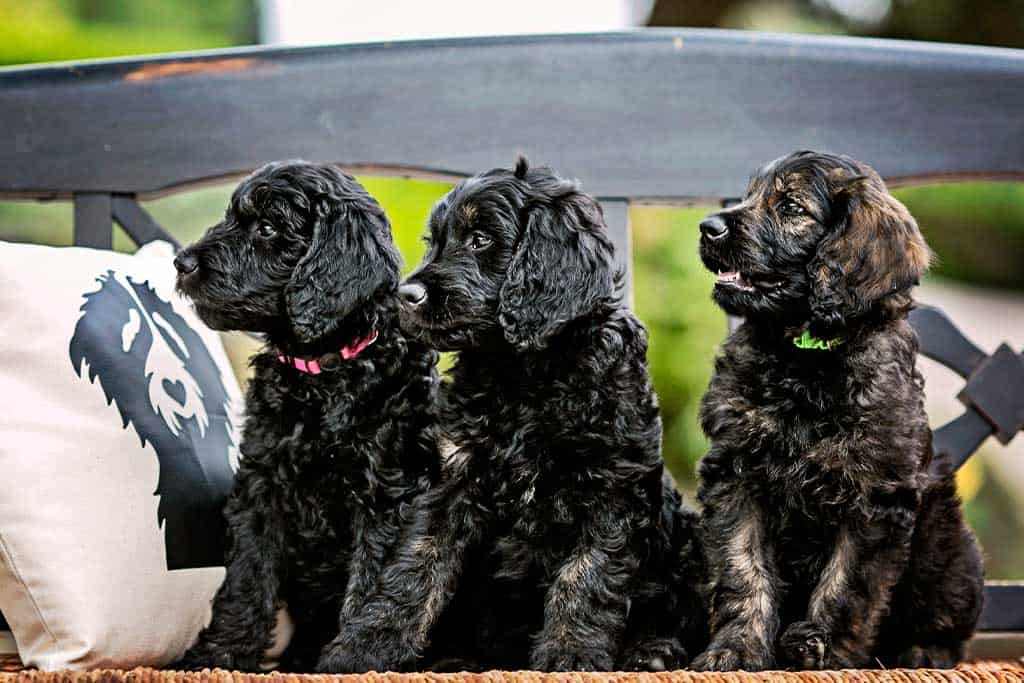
[808,170,932,334]
[286,201,400,343]
[498,191,617,350]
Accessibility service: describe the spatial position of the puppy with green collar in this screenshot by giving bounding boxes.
[693,151,983,671]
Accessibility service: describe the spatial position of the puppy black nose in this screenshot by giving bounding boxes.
[699,215,729,241]
[173,251,199,275]
[399,281,427,307]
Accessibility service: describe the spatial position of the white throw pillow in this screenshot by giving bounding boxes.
[0,240,243,670]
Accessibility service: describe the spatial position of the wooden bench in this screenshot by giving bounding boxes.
[1,28,1023,680]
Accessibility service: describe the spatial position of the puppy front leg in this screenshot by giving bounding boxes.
[782,522,911,669]
[692,492,780,672]
[317,484,485,673]
[175,501,285,672]
[531,509,637,672]
[338,506,399,620]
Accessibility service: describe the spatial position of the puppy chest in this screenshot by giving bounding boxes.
[452,420,645,544]
[719,426,865,512]
[471,468,598,553]
[740,457,865,517]
[711,386,904,490]
[497,464,620,528]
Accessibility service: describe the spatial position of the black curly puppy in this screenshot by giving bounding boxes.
[317,157,708,674]
[172,161,438,672]
[692,151,983,671]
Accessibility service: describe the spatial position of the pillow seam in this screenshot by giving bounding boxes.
[0,528,61,650]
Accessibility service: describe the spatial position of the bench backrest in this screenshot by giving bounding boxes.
[1,29,1022,633]
[3,31,1024,257]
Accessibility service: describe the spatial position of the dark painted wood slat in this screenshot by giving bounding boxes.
[907,304,996,473]
[958,344,1024,445]
[599,198,631,304]
[981,582,1024,631]
[966,633,1024,661]
[930,408,993,475]
[909,305,988,379]
[111,195,180,248]
[1,30,1023,200]
[72,193,112,249]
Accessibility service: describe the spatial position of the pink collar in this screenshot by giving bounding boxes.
[277,330,379,375]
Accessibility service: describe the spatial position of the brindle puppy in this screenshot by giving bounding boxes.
[692,151,983,671]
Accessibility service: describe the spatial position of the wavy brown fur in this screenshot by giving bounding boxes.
[692,151,984,672]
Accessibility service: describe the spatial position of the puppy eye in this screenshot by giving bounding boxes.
[468,231,492,251]
[780,200,806,216]
[255,223,277,239]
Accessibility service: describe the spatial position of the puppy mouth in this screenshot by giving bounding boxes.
[185,300,230,331]
[715,270,756,292]
[401,312,477,337]
[398,307,461,343]
[175,273,197,296]
[399,316,473,351]
[398,301,499,351]
[174,283,238,332]
[712,267,783,293]
[175,277,209,307]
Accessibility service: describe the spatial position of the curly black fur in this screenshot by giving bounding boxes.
[691,151,984,671]
[318,158,708,674]
[171,161,439,672]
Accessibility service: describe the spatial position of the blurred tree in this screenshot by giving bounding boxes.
[0,0,257,66]
[648,0,1024,48]
[64,0,258,44]
[815,0,1024,49]
[647,0,735,27]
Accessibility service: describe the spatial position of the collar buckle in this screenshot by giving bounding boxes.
[278,330,379,375]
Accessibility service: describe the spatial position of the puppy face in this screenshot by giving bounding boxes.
[399,158,616,352]
[175,161,400,344]
[699,150,931,333]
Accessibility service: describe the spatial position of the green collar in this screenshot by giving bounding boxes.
[792,329,844,351]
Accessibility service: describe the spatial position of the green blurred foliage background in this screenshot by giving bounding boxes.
[0,0,256,66]
[1,0,1023,574]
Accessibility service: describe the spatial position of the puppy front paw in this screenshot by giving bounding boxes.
[317,630,419,674]
[426,656,485,672]
[691,646,741,672]
[531,643,615,672]
[895,644,959,669]
[778,621,830,670]
[315,644,365,675]
[691,641,771,671]
[173,643,239,672]
[618,637,688,671]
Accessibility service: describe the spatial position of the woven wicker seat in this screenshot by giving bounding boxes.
[5,652,1022,681]
[2,663,1024,683]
